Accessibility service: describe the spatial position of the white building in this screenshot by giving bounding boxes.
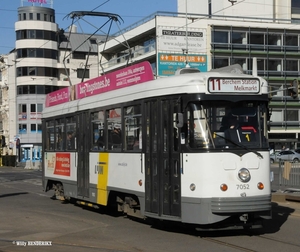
[1,0,300,164]
[0,2,104,164]
[98,0,300,150]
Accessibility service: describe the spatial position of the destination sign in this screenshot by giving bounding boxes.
[208,78,260,93]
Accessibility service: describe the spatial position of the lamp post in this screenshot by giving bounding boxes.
[12,59,20,165]
[184,0,190,68]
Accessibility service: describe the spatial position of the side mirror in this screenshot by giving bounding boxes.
[176,113,184,128]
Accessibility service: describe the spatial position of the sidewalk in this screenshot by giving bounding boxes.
[272,191,300,217]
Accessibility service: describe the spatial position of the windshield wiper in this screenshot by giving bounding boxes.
[214,133,263,159]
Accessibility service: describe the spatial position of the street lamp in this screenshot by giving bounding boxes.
[12,59,20,164]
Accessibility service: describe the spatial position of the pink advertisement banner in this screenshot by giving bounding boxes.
[45,61,154,107]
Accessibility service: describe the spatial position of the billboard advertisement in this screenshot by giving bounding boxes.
[157,26,206,53]
[158,53,207,76]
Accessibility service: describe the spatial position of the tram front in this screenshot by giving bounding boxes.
[178,75,271,229]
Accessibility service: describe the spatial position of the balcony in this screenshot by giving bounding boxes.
[100,43,156,72]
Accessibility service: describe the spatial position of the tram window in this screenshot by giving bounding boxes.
[66,116,76,150]
[173,112,179,151]
[124,105,141,151]
[91,110,105,150]
[185,101,269,150]
[55,118,64,151]
[46,120,55,150]
[186,106,210,149]
[107,108,122,150]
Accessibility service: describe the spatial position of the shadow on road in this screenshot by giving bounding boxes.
[0,192,28,198]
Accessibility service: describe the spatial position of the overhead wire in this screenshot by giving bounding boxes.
[1,1,300,78]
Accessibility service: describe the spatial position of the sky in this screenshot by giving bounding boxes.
[0,0,177,55]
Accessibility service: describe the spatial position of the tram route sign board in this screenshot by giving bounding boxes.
[208,78,260,93]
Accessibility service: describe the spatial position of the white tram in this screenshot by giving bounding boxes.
[42,62,271,230]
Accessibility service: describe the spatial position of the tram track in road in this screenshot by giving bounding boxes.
[199,229,300,252]
[201,237,257,252]
[201,235,300,252]
[256,234,300,250]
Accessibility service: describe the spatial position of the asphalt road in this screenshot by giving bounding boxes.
[1,166,300,252]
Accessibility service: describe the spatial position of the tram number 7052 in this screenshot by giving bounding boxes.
[236,184,250,190]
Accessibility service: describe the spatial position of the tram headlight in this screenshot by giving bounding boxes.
[238,168,251,183]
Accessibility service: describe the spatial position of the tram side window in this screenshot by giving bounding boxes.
[55,118,64,151]
[186,106,210,149]
[107,108,122,150]
[173,112,179,151]
[65,116,76,150]
[46,120,55,150]
[91,110,105,150]
[124,105,142,151]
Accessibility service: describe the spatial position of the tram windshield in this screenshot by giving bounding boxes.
[185,100,268,150]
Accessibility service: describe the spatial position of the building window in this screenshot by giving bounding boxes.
[31,124,37,132]
[29,67,36,76]
[77,69,90,79]
[285,60,298,72]
[231,31,246,44]
[37,13,40,20]
[90,39,97,44]
[18,104,27,120]
[37,104,43,112]
[29,13,33,20]
[285,35,298,52]
[18,85,48,95]
[249,33,264,45]
[16,67,58,78]
[19,124,27,134]
[213,57,229,69]
[16,30,57,41]
[73,52,86,59]
[38,124,42,132]
[268,59,282,71]
[213,31,228,43]
[271,109,299,123]
[285,110,299,121]
[36,86,45,94]
[268,34,282,50]
[31,104,36,113]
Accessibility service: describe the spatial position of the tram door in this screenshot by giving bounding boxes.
[77,111,90,197]
[144,99,181,217]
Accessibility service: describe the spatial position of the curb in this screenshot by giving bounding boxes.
[272,192,300,217]
[272,192,300,203]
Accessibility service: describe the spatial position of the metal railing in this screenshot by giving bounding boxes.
[278,161,300,191]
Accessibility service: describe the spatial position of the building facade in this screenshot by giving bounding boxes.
[98,0,300,151]
[1,0,300,163]
[0,2,102,164]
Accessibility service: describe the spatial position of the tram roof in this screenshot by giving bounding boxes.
[42,70,268,119]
